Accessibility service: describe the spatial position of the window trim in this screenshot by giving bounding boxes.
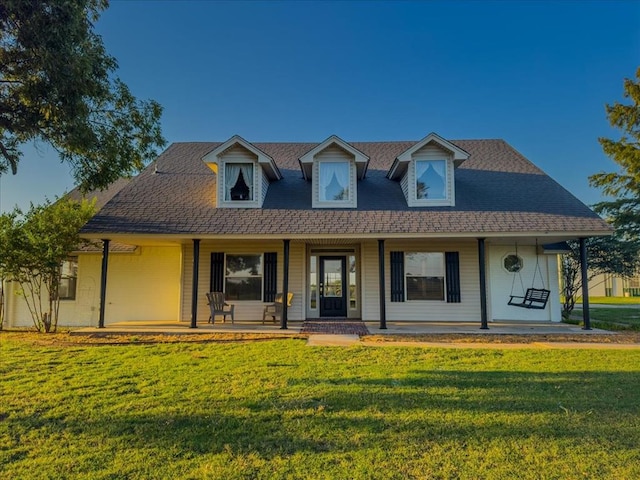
[318,160,351,203]
[224,253,264,301]
[58,256,78,301]
[312,159,357,209]
[224,162,255,203]
[404,252,446,301]
[413,159,450,205]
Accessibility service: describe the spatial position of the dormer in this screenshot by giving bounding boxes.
[202,135,281,208]
[299,135,369,209]
[387,132,469,207]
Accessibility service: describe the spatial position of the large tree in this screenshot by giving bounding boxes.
[0,0,164,191]
[589,67,640,237]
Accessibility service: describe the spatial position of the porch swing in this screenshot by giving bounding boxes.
[507,242,551,309]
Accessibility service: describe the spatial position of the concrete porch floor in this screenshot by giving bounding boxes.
[71,320,612,336]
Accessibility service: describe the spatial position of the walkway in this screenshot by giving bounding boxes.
[301,318,370,335]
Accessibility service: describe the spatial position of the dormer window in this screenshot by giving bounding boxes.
[387,132,469,208]
[415,160,447,200]
[319,161,350,202]
[226,163,253,201]
[299,135,369,209]
[202,135,282,209]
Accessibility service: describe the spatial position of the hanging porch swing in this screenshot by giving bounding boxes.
[507,242,551,309]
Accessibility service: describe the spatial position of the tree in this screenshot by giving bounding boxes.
[589,67,640,237]
[3,198,95,332]
[560,235,640,319]
[0,0,165,191]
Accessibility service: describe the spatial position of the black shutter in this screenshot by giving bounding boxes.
[210,252,224,293]
[263,252,277,302]
[445,251,461,303]
[390,251,405,302]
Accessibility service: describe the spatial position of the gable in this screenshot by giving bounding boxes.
[202,135,282,208]
[298,135,369,180]
[297,135,369,209]
[387,133,469,207]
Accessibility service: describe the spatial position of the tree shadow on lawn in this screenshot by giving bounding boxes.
[5,370,638,462]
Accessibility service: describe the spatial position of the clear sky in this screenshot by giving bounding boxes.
[0,0,638,213]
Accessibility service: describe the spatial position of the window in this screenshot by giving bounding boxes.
[225,254,262,300]
[415,160,447,200]
[59,257,78,300]
[349,255,357,309]
[319,161,350,202]
[503,254,523,273]
[225,163,254,201]
[405,252,445,301]
[309,256,317,309]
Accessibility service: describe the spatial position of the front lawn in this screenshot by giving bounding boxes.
[569,306,640,331]
[1,334,639,479]
[585,296,640,305]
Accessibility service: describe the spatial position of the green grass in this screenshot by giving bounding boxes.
[1,336,639,479]
[569,306,640,331]
[581,296,640,305]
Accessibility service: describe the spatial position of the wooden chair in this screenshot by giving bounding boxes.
[206,292,235,323]
[262,292,293,324]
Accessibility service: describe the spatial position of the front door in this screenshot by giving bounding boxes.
[319,256,347,317]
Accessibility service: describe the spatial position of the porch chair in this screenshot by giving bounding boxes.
[262,292,293,324]
[206,292,235,324]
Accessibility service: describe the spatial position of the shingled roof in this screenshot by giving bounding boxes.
[80,139,611,240]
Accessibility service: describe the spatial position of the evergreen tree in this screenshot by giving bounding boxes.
[590,67,640,237]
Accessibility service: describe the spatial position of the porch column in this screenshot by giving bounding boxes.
[281,239,290,330]
[191,239,200,329]
[98,239,110,328]
[580,237,591,330]
[378,239,387,329]
[478,238,489,330]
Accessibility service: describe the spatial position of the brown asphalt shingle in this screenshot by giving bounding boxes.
[80,139,611,237]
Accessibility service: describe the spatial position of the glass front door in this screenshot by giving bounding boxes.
[319,256,347,317]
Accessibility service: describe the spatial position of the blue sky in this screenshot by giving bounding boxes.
[0,0,638,212]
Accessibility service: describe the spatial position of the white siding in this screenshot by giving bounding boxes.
[361,240,481,322]
[488,245,560,322]
[361,240,381,320]
[181,241,305,323]
[261,168,270,206]
[400,171,409,204]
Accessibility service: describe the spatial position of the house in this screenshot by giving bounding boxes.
[4,133,612,329]
[588,273,640,298]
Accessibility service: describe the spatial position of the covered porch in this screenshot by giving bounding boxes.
[88,233,595,331]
